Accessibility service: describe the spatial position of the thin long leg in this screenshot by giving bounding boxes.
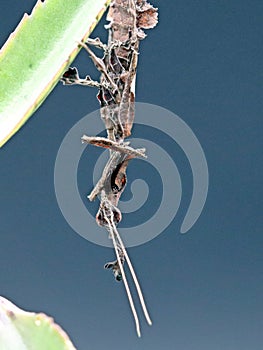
[77,41,118,92]
[85,37,107,51]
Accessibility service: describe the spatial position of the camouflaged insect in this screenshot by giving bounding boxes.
[62,0,158,337]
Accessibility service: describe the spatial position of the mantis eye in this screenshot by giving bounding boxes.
[114,272,122,282]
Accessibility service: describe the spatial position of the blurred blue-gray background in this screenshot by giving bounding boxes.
[0,1,262,349]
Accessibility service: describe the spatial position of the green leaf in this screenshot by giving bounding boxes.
[0,0,110,147]
[0,297,76,350]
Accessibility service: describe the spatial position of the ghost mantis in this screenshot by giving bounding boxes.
[62,0,158,337]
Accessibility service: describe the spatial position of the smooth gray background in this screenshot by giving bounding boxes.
[0,1,262,349]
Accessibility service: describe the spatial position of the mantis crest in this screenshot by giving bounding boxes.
[62,0,158,337]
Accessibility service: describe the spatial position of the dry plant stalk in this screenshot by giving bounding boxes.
[62,0,158,337]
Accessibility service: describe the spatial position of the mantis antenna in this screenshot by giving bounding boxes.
[112,222,152,326]
[103,208,141,337]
